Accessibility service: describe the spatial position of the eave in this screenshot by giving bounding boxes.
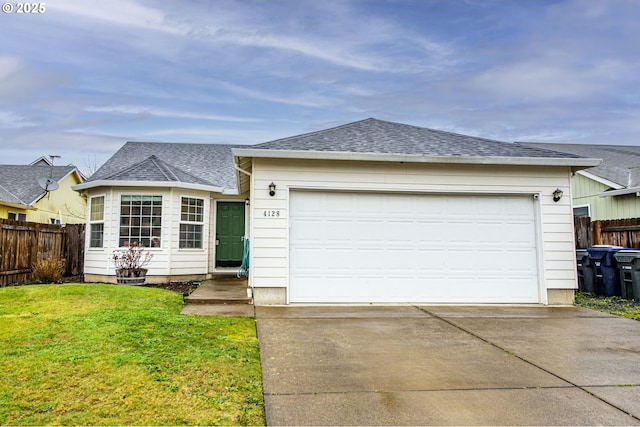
[0,201,35,210]
[599,187,640,198]
[577,170,624,190]
[232,148,602,170]
[73,180,227,194]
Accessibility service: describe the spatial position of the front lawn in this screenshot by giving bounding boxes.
[0,284,264,426]
[575,291,640,321]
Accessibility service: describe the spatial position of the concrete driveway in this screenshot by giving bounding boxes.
[255,305,640,426]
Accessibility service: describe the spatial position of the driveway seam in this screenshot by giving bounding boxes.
[415,306,640,423]
[263,384,580,397]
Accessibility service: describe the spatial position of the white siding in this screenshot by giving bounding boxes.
[83,186,249,281]
[166,189,210,276]
[249,158,577,301]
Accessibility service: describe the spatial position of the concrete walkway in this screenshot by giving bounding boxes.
[256,305,640,426]
[180,275,254,317]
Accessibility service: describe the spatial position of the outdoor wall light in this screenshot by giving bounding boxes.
[552,188,563,202]
[268,182,277,197]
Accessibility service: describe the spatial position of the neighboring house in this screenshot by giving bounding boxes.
[517,143,640,221]
[74,118,600,305]
[0,162,86,224]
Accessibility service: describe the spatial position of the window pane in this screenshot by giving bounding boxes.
[119,195,162,247]
[573,206,589,217]
[180,197,204,222]
[8,212,27,221]
[90,196,104,221]
[90,223,104,248]
[179,224,203,248]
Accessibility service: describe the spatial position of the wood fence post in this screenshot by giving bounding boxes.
[592,220,602,245]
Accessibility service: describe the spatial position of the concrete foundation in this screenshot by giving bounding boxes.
[253,287,287,305]
[547,288,576,305]
[83,273,208,284]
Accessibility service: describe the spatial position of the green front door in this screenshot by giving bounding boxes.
[216,202,245,267]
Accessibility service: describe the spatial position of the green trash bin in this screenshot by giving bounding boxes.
[613,250,640,300]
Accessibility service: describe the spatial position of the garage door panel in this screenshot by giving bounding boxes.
[415,220,449,241]
[326,219,354,242]
[290,191,539,303]
[293,218,324,241]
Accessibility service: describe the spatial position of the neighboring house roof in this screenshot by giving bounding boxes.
[517,142,640,196]
[0,183,23,206]
[0,165,80,207]
[30,156,53,166]
[81,142,240,192]
[236,118,599,167]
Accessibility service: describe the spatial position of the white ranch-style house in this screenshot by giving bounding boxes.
[74,118,600,305]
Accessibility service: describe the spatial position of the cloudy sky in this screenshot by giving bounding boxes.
[1,0,639,175]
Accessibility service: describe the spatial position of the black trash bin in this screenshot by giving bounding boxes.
[587,245,626,296]
[576,249,593,292]
[613,250,640,300]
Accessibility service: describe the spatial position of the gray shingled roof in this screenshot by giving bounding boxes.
[0,165,78,206]
[517,143,638,188]
[89,142,241,190]
[253,118,582,159]
[88,119,596,193]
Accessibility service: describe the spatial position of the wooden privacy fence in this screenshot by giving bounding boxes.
[575,217,640,249]
[0,219,85,286]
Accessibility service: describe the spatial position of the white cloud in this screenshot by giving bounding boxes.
[0,56,69,101]
[85,105,261,123]
[188,1,453,74]
[53,0,190,35]
[217,81,336,108]
[469,59,628,100]
[142,127,287,145]
[0,111,36,129]
[2,0,640,167]
[0,56,22,80]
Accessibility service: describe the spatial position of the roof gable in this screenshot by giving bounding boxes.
[102,155,208,184]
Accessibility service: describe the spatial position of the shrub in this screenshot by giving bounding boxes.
[112,242,153,270]
[32,257,65,283]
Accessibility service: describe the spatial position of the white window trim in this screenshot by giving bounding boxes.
[88,194,106,248]
[573,204,590,217]
[179,195,205,250]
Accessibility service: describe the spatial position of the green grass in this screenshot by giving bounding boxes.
[575,292,640,321]
[0,284,264,426]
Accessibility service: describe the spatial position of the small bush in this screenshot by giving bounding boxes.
[31,258,65,283]
[112,241,153,270]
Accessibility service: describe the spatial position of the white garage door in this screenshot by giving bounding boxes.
[289,191,539,303]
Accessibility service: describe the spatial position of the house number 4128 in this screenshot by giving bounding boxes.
[263,210,280,217]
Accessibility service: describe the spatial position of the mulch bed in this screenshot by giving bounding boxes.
[63,274,200,296]
[142,281,201,296]
[7,276,201,297]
